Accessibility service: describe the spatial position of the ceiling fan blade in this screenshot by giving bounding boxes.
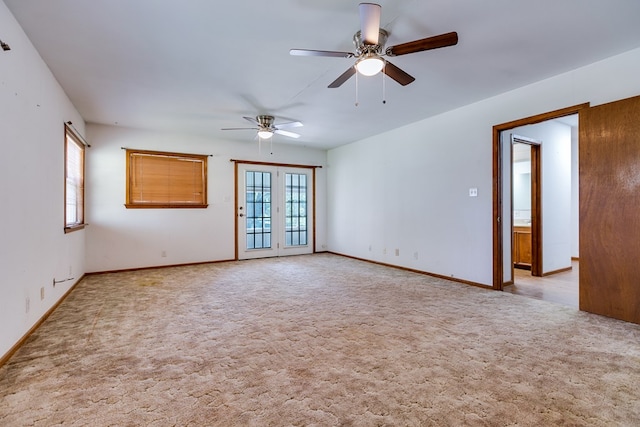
[290,49,354,58]
[242,116,259,125]
[328,66,357,88]
[274,129,301,139]
[383,61,415,86]
[275,121,303,129]
[221,127,258,131]
[386,31,458,56]
[359,3,381,45]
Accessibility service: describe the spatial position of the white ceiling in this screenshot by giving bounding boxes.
[4,0,640,149]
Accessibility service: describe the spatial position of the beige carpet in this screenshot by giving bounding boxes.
[1,253,639,426]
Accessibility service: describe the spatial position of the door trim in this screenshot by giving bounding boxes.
[511,135,542,277]
[231,159,321,260]
[492,103,589,290]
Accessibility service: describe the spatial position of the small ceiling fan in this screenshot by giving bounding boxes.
[290,2,458,88]
[221,115,303,139]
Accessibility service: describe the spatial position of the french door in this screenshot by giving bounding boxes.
[236,164,314,260]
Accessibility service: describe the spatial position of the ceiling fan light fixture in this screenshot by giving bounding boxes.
[257,129,274,139]
[355,54,384,76]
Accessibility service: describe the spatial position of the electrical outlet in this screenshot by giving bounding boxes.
[414,252,419,260]
[469,188,478,197]
[383,248,387,255]
[161,250,167,257]
[395,249,400,256]
[25,297,30,313]
[40,287,45,300]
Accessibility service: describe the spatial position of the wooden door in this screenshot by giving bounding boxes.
[579,95,640,324]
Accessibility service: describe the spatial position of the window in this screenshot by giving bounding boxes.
[125,149,208,208]
[65,124,85,232]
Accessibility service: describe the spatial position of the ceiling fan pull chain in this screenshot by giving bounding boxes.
[258,136,262,155]
[270,136,273,155]
[382,61,387,104]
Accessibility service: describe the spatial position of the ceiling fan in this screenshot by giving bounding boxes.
[221,115,303,139]
[290,2,458,88]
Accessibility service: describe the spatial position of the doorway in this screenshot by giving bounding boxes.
[505,260,579,308]
[235,162,315,260]
[492,104,587,291]
[511,135,542,277]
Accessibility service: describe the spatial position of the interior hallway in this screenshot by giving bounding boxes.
[503,260,579,308]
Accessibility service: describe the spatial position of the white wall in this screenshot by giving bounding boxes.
[85,124,327,272]
[509,121,573,274]
[0,2,86,358]
[327,47,640,286]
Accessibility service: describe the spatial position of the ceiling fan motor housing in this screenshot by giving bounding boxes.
[257,115,275,130]
[353,29,388,56]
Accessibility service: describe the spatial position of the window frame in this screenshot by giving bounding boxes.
[125,149,209,209]
[64,124,86,233]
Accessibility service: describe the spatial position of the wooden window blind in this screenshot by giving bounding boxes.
[125,149,208,208]
[65,124,85,232]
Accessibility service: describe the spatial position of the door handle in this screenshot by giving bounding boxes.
[239,213,244,217]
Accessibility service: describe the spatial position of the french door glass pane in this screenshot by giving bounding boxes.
[246,171,271,249]
[285,173,307,247]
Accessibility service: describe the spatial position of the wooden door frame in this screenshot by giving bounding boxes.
[492,103,589,290]
[510,135,542,277]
